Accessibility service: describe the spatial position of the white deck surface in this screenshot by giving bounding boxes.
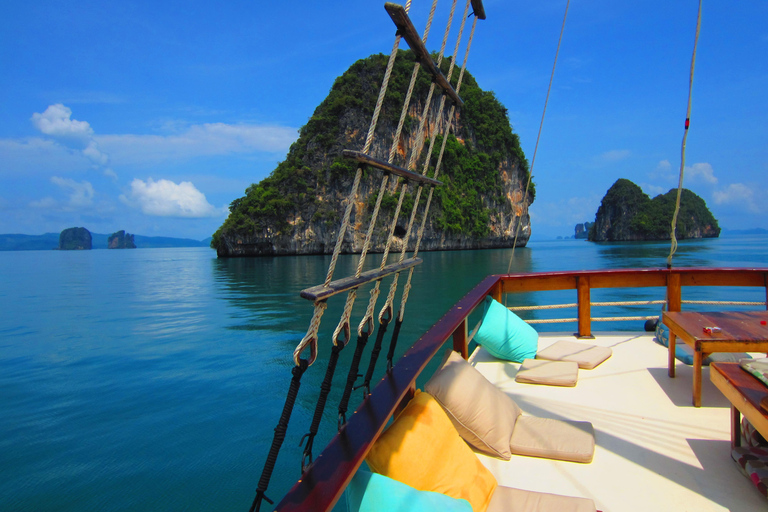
[469,333,767,511]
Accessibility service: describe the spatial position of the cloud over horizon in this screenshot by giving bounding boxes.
[120,178,224,218]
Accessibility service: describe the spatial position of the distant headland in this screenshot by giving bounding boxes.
[0,230,212,251]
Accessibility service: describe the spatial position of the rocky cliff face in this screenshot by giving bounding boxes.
[213,51,533,257]
[59,227,92,250]
[108,230,136,249]
[590,179,720,241]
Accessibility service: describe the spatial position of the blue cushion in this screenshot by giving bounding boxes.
[346,470,473,512]
[474,295,538,362]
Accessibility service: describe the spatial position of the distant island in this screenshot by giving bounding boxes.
[588,179,720,242]
[108,230,137,249]
[1,230,212,251]
[59,227,92,250]
[575,222,593,240]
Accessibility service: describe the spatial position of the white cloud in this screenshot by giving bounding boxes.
[31,104,111,170]
[97,122,297,166]
[29,196,58,209]
[120,178,224,218]
[597,149,631,163]
[686,162,718,185]
[51,176,95,208]
[713,183,762,213]
[641,183,666,196]
[31,104,93,143]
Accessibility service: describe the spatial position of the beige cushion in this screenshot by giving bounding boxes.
[509,416,595,463]
[536,340,612,369]
[487,486,596,512]
[425,350,522,460]
[515,359,579,387]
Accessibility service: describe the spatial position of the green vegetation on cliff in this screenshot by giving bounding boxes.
[589,179,720,241]
[212,50,531,250]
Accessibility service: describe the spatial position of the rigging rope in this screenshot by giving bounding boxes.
[337,0,443,423]
[507,0,570,275]
[667,0,703,269]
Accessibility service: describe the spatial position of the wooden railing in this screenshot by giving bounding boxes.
[274,267,768,512]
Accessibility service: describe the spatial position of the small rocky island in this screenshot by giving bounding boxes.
[212,50,534,257]
[108,230,136,249]
[59,227,92,250]
[588,179,720,242]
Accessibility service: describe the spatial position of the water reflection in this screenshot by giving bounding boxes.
[593,238,716,268]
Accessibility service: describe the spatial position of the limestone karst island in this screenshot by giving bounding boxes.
[587,179,720,242]
[212,51,534,257]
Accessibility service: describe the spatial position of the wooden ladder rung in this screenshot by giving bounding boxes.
[342,150,442,186]
[471,0,486,20]
[301,257,423,302]
[384,3,464,107]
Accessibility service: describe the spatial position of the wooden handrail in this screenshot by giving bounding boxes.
[274,268,768,511]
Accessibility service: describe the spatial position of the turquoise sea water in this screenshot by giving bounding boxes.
[1,236,766,511]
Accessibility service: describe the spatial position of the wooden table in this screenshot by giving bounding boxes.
[710,362,768,447]
[663,311,768,407]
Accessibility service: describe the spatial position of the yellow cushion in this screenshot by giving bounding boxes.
[366,390,498,512]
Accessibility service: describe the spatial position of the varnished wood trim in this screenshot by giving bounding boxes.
[300,258,422,301]
[470,0,486,20]
[342,150,442,186]
[275,274,499,512]
[384,3,464,107]
[577,275,591,338]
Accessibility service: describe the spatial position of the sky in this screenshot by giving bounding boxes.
[1,0,766,241]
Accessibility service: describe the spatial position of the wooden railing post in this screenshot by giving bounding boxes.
[452,319,469,359]
[668,272,682,312]
[577,275,592,339]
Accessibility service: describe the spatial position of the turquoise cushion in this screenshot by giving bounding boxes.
[474,295,538,362]
[346,470,472,512]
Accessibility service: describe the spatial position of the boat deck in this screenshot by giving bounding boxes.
[468,332,766,511]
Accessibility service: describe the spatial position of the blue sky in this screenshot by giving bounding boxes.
[1,0,766,240]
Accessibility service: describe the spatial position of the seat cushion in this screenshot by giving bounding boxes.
[474,295,539,363]
[515,359,579,387]
[731,446,768,498]
[425,350,522,460]
[509,416,595,463]
[487,485,596,512]
[536,340,612,369]
[346,470,473,512]
[366,390,498,512]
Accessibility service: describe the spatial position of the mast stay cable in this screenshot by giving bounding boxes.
[667,0,703,269]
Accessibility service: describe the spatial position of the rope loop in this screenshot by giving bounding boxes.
[292,335,317,368]
[379,304,393,324]
[334,322,351,347]
[359,315,374,337]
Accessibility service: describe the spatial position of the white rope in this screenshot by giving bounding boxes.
[353,0,440,334]
[398,3,477,322]
[293,301,328,365]
[667,0,703,269]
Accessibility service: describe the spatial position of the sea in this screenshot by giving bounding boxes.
[1,235,766,511]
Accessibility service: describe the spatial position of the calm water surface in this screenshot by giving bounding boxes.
[1,236,766,511]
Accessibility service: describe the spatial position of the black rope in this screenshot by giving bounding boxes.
[355,316,390,397]
[385,315,404,372]
[299,343,343,472]
[249,359,308,512]
[337,331,370,429]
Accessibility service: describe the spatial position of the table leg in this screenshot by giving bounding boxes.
[668,331,676,378]
[692,347,703,407]
[731,405,741,448]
